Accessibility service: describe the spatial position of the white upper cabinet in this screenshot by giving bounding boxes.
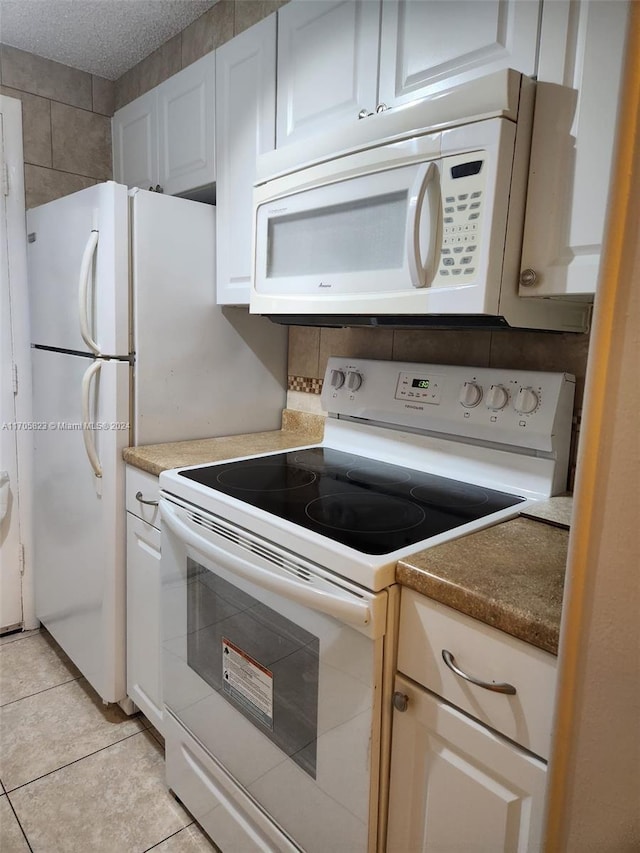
[216,15,277,305]
[275,0,541,147]
[276,0,380,147]
[519,0,630,298]
[379,0,540,107]
[112,89,157,192]
[112,52,215,195]
[158,54,215,197]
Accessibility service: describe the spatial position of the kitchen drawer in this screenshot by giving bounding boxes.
[125,466,160,528]
[398,589,557,760]
[165,711,299,853]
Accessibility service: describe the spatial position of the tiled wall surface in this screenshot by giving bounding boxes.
[0,44,114,209]
[114,0,290,110]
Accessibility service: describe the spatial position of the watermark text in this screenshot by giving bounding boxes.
[2,422,130,431]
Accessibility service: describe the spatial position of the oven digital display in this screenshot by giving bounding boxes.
[412,378,430,389]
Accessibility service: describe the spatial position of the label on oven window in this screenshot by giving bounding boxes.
[222,638,273,729]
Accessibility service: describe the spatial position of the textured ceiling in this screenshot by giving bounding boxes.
[0,0,219,80]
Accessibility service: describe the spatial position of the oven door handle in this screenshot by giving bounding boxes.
[160,501,374,629]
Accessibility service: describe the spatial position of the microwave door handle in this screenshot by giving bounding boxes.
[160,501,373,629]
[407,162,439,288]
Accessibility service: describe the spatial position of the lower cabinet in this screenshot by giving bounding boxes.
[386,674,547,852]
[126,466,163,733]
[386,589,557,852]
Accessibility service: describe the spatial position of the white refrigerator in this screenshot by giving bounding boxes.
[26,182,287,705]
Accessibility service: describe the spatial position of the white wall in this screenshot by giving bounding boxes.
[544,4,640,848]
[0,94,36,631]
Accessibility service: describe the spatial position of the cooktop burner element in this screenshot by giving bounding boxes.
[346,465,413,487]
[179,447,525,555]
[216,462,316,492]
[291,449,362,471]
[305,492,426,533]
[411,480,490,508]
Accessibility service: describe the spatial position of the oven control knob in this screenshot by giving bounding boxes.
[347,371,363,391]
[459,381,482,408]
[514,386,539,414]
[330,369,346,389]
[486,384,509,411]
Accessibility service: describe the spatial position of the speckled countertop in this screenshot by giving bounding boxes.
[397,513,570,655]
[520,495,573,528]
[123,410,325,477]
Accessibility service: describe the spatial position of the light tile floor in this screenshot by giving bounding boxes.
[0,628,217,852]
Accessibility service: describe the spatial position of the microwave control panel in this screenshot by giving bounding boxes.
[438,153,487,282]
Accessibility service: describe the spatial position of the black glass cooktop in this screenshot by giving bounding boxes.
[179,447,525,556]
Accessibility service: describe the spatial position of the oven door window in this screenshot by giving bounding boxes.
[187,557,320,778]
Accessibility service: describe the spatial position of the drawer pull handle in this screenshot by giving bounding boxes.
[136,491,158,507]
[441,649,517,695]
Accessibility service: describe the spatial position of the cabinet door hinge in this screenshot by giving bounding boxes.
[2,162,9,197]
[19,544,25,575]
[12,361,18,394]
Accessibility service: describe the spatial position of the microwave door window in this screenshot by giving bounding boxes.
[267,191,407,279]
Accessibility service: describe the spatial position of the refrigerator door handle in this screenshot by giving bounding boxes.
[81,359,103,478]
[78,228,101,355]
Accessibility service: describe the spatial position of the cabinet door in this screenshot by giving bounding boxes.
[126,512,163,733]
[379,0,541,108]
[519,0,629,297]
[386,675,547,853]
[216,15,276,305]
[276,0,380,147]
[112,89,158,190]
[158,53,215,196]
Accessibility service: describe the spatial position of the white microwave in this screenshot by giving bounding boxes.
[250,70,590,333]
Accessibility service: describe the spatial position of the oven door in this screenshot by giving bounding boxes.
[160,495,388,853]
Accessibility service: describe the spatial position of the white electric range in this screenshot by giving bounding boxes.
[159,357,574,853]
